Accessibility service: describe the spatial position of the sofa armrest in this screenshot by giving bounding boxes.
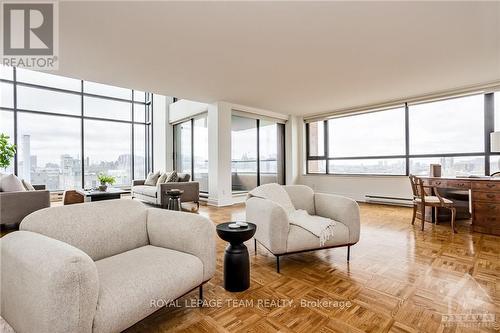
[0,190,50,226]
[245,197,290,255]
[133,179,145,186]
[314,193,360,244]
[0,231,99,333]
[146,208,215,282]
[159,182,199,203]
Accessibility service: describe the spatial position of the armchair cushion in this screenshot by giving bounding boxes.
[284,185,315,214]
[287,222,349,253]
[1,231,99,333]
[93,245,203,333]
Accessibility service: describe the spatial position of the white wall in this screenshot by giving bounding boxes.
[153,95,173,172]
[292,117,413,201]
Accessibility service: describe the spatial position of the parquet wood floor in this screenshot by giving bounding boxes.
[122,203,500,333]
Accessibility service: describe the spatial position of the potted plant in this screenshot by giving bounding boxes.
[97,173,116,191]
[0,133,16,172]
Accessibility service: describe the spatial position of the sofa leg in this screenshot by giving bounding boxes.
[347,245,351,262]
[198,285,203,306]
[254,238,257,256]
[276,256,280,273]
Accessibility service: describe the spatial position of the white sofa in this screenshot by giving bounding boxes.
[246,185,360,272]
[0,200,216,333]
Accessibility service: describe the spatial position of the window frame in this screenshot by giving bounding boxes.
[0,67,154,190]
[305,93,498,176]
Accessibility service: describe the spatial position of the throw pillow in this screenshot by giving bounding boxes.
[0,174,26,192]
[166,170,178,182]
[144,171,161,186]
[156,172,168,185]
[21,179,36,191]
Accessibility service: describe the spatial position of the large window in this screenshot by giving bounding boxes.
[306,93,498,176]
[173,114,209,193]
[0,65,154,191]
[231,115,285,192]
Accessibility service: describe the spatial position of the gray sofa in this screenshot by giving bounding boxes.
[246,185,360,272]
[0,199,216,333]
[0,185,50,228]
[132,173,200,209]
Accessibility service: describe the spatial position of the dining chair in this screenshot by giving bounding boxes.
[409,175,457,233]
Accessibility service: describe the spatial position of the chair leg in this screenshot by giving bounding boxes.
[421,204,426,231]
[411,205,417,225]
[450,207,457,233]
[254,238,257,256]
[276,256,280,273]
[347,245,351,262]
[198,285,203,307]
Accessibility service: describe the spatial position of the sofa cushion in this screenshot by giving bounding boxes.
[166,170,178,182]
[21,179,35,191]
[286,220,350,253]
[144,171,160,186]
[93,245,204,333]
[20,200,149,261]
[157,172,168,184]
[132,185,157,198]
[0,174,26,192]
[177,173,191,182]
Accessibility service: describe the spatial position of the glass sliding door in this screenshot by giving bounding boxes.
[259,120,285,185]
[231,116,258,192]
[231,115,285,192]
[174,120,192,175]
[193,115,209,192]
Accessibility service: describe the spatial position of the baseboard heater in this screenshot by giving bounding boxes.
[365,195,413,207]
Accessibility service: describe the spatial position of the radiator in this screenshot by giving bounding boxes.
[365,195,413,207]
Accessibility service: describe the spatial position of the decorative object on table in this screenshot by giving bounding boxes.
[246,184,360,273]
[97,173,116,191]
[216,222,256,292]
[430,164,442,177]
[0,133,16,172]
[491,131,500,152]
[165,189,184,211]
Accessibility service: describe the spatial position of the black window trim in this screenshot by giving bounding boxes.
[305,93,499,177]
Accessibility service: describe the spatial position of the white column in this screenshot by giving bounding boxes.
[152,95,173,172]
[207,102,233,206]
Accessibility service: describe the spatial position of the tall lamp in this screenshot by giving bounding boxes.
[491,132,500,177]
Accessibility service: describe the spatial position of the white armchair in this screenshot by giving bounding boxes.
[246,185,360,272]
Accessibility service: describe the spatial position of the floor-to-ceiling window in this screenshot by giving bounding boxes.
[173,113,209,193]
[0,65,154,191]
[306,92,498,177]
[231,115,285,192]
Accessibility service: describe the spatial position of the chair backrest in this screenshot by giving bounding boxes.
[283,185,315,214]
[20,199,149,261]
[409,175,426,201]
[63,190,84,205]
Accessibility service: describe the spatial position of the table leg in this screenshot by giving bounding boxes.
[223,242,250,292]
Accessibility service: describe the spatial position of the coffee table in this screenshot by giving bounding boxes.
[216,222,257,292]
[76,188,130,202]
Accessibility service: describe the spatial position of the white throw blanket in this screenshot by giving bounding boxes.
[249,183,335,246]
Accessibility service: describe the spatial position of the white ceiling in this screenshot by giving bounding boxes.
[56,1,500,116]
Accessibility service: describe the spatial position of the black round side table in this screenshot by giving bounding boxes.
[165,189,183,211]
[216,222,256,292]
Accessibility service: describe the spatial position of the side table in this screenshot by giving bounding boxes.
[216,222,256,292]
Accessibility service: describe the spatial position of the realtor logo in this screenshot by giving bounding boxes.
[1,1,59,69]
